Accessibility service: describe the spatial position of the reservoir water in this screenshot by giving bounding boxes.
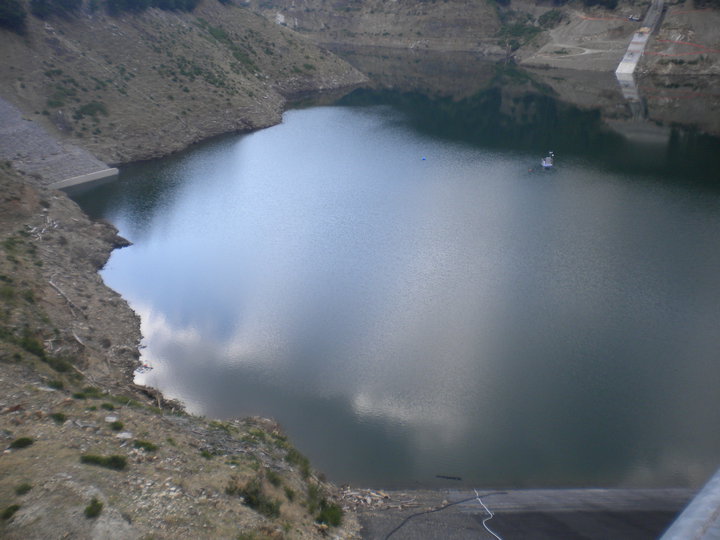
[73,82,720,490]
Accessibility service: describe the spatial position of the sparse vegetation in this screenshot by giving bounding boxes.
[305,483,343,526]
[0,0,26,33]
[316,500,343,527]
[30,0,82,19]
[538,9,563,29]
[266,469,282,487]
[285,447,311,479]
[9,437,34,449]
[229,477,281,518]
[74,101,108,119]
[84,497,103,518]
[106,0,200,15]
[1,504,20,521]
[14,483,32,496]
[50,412,67,424]
[582,0,618,9]
[80,454,128,470]
[133,439,158,452]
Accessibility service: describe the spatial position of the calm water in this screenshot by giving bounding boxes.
[74,91,720,489]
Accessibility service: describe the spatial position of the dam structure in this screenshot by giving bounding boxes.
[615,0,664,107]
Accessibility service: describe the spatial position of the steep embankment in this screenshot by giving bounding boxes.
[247,0,503,53]
[248,0,720,77]
[0,2,367,538]
[0,0,366,165]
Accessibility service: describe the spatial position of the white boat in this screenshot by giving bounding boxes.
[541,151,554,169]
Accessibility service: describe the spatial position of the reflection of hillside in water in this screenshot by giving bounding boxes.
[640,74,720,135]
[328,46,499,99]
[332,48,720,186]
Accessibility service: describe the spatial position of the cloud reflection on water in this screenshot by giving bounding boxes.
[93,104,720,489]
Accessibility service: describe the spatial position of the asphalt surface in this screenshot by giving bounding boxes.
[356,488,695,539]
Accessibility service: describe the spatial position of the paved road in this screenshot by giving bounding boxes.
[356,488,694,539]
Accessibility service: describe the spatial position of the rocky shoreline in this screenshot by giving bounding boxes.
[0,5,371,531]
[0,164,361,538]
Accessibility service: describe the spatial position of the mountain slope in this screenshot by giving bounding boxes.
[0,0,366,164]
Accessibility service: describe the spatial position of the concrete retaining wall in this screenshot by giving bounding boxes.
[50,168,119,190]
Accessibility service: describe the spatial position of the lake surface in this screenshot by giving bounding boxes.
[74,87,720,490]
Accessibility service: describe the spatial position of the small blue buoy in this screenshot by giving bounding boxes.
[422,156,426,160]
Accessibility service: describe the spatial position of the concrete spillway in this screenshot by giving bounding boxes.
[616,30,651,81]
[614,0,664,124]
[615,0,664,81]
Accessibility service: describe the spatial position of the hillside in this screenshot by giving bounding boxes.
[248,0,720,76]
[0,0,366,165]
[0,3,368,538]
[247,0,503,53]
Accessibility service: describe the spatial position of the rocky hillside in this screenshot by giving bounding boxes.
[0,0,366,165]
[248,0,720,76]
[247,0,503,53]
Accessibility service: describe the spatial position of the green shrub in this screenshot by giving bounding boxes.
[582,0,617,8]
[266,469,282,487]
[50,412,67,424]
[20,332,45,359]
[74,101,108,119]
[46,356,72,372]
[285,448,311,479]
[306,484,322,513]
[14,483,32,496]
[109,421,124,431]
[30,0,82,18]
[82,386,103,398]
[106,0,199,15]
[80,454,127,471]
[100,403,115,410]
[237,478,280,518]
[538,9,563,28]
[316,501,343,527]
[0,0,26,32]
[10,437,34,449]
[1,504,20,520]
[47,379,64,389]
[133,440,158,452]
[84,497,103,518]
[0,285,15,302]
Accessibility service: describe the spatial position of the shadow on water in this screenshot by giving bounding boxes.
[329,48,720,190]
[337,84,720,190]
[72,134,242,233]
